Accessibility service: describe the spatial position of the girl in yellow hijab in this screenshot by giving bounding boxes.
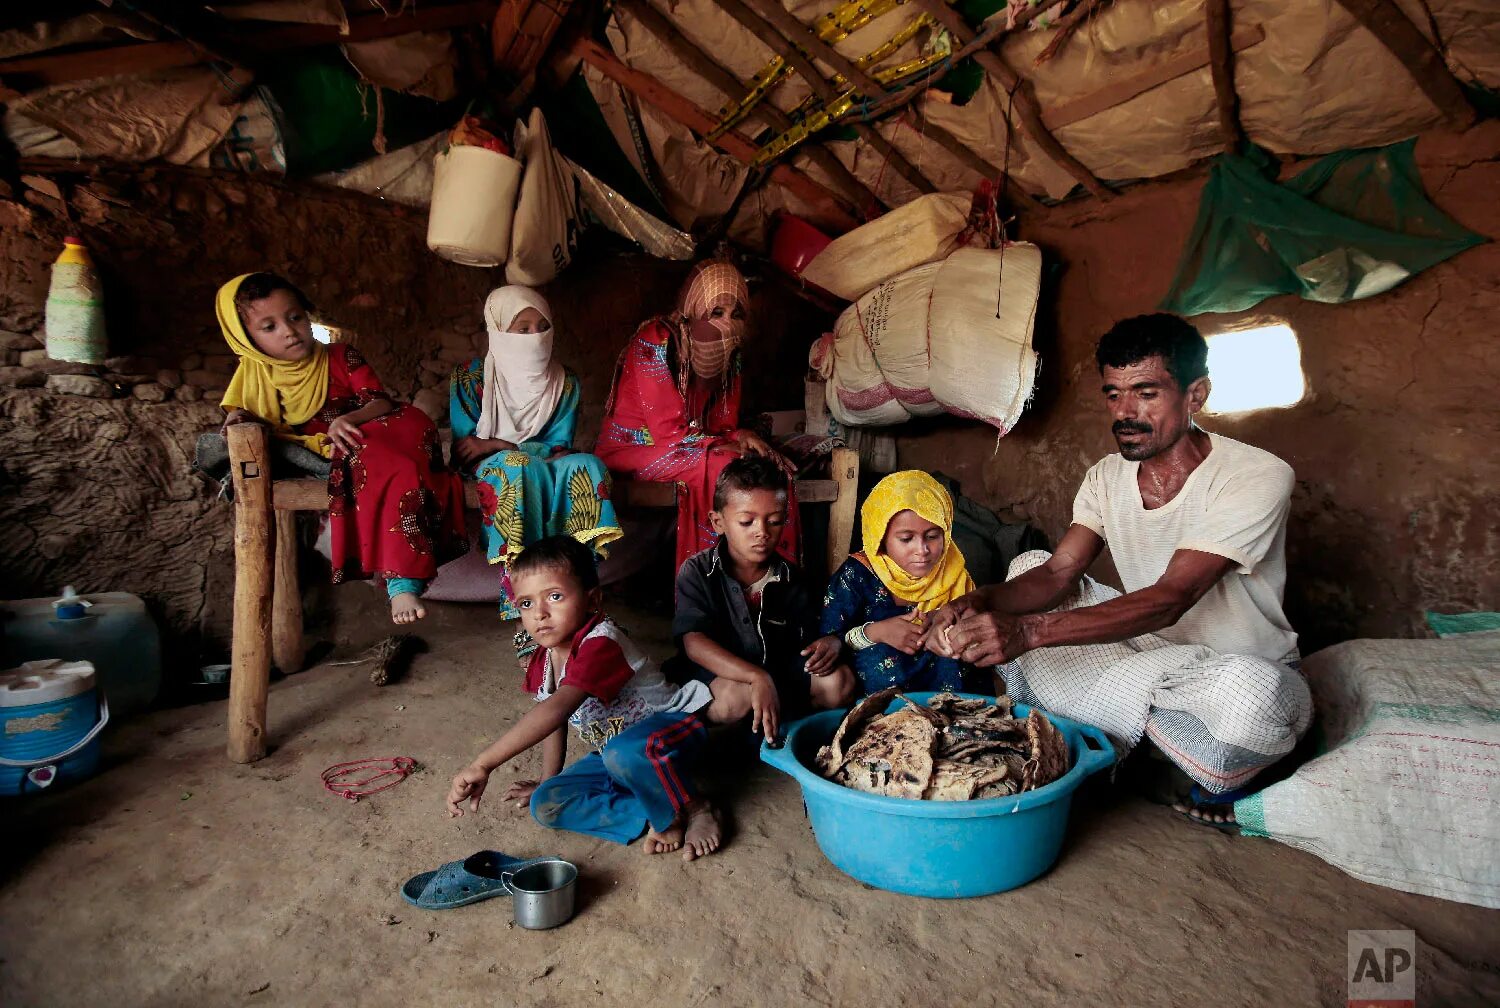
[814,470,976,695]
[218,272,469,625]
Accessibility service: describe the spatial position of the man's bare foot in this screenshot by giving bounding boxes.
[391,592,425,625]
[1173,795,1237,827]
[681,801,722,862]
[643,821,683,855]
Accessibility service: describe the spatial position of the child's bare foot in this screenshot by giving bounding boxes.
[643,820,683,855]
[681,800,721,862]
[390,592,425,625]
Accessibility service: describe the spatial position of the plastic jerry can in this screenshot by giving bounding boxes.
[0,659,108,794]
[0,589,161,720]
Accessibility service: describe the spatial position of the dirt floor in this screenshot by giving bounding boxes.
[3,591,1497,1008]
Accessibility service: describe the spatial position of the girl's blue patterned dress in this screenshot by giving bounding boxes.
[819,558,967,695]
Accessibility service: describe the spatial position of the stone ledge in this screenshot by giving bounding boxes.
[46,374,114,397]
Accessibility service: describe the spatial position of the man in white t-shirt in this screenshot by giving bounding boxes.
[926,313,1312,829]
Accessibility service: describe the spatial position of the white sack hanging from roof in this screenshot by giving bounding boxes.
[505,108,584,286]
[811,260,945,427]
[928,244,1041,435]
[800,193,971,301]
[811,244,1041,433]
[427,141,523,267]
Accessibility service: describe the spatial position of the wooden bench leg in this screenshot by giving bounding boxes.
[272,509,304,675]
[227,423,274,764]
[827,446,858,572]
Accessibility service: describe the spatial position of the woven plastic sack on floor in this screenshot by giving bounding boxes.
[1236,633,1500,908]
[1161,140,1485,316]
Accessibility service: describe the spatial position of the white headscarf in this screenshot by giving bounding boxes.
[478,285,566,445]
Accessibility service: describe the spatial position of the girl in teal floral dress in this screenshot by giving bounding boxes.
[449,286,622,619]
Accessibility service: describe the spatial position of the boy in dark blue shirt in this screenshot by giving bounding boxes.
[670,455,856,746]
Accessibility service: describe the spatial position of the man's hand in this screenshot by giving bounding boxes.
[454,435,514,466]
[868,615,925,656]
[801,635,842,676]
[325,415,366,455]
[920,595,987,656]
[446,763,492,817]
[944,612,1033,667]
[748,672,782,744]
[504,778,542,809]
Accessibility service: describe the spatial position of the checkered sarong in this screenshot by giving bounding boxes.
[998,551,1312,794]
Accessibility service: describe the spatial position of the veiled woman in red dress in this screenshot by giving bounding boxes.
[595,259,799,572]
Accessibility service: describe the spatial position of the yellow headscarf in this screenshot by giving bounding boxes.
[217,274,332,458]
[857,470,975,616]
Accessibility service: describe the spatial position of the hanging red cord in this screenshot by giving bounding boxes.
[321,756,417,801]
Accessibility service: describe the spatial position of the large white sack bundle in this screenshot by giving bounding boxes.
[801,193,970,301]
[812,244,1041,432]
[506,107,583,285]
[811,260,944,427]
[1237,632,1500,908]
[928,244,1041,434]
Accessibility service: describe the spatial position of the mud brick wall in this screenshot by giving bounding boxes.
[0,166,818,675]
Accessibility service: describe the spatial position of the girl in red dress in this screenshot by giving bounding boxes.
[217,272,467,624]
[595,259,798,573]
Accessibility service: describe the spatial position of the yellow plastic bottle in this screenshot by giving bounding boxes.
[45,237,107,364]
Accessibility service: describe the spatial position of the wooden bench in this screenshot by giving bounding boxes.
[222,422,859,762]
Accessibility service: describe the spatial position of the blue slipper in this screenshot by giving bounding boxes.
[401,851,539,910]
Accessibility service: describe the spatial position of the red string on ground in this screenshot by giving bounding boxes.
[321,756,417,801]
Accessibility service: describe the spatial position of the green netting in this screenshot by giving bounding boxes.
[1160,140,1486,316]
[1426,611,1500,638]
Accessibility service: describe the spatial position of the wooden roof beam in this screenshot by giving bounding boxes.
[612,0,881,216]
[911,0,1112,201]
[565,37,861,232]
[716,0,938,197]
[0,1,499,89]
[1329,0,1475,127]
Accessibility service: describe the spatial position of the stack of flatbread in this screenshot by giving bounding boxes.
[815,689,1069,801]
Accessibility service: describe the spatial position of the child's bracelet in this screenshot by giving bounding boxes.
[845,623,876,650]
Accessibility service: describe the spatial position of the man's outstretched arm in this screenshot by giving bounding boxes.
[941,548,1234,666]
[972,524,1106,616]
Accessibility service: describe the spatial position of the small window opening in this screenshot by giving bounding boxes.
[311,321,343,344]
[1204,322,1306,414]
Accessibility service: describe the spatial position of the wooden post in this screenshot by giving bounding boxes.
[226,423,274,764]
[828,447,859,572]
[272,509,304,676]
[1205,0,1247,153]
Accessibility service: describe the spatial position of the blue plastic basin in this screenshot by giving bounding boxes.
[761,692,1114,898]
